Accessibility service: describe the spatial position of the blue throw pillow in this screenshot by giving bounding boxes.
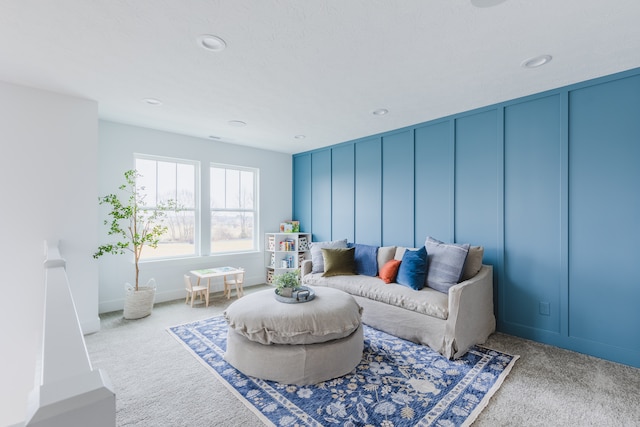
[348,243,378,276]
[396,246,428,290]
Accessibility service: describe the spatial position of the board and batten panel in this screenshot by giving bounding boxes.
[382,131,415,247]
[355,138,382,246]
[292,153,311,233]
[331,144,355,242]
[454,110,499,267]
[311,150,332,242]
[414,121,453,245]
[568,75,640,358]
[504,95,562,333]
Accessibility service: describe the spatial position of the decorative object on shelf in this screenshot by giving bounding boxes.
[279,220,300,233]
[280,238,295,251]
[274,286,316,304]
[93,169,174,319]
[298,236,309,251]
[273,269,301,298]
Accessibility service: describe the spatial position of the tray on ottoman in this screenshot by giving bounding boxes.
[274,286,315,303]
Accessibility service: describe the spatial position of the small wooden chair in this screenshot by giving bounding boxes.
[223,268,245,299]
[184,274,209,307]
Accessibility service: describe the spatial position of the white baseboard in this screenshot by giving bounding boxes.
[98,275,267,314]
[81,316,101,335]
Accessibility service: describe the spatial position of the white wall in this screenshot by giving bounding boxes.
[98,121,292,312]
[0,81,99,427]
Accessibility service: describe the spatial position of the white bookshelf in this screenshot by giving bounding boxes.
[264,232,311,284]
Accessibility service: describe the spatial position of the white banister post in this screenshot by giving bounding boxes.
[25,241,115,426]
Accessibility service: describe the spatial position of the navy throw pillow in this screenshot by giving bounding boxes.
[349,243,379,276]
[396,246,428,290]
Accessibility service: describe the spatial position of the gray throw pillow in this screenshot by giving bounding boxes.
[425,236,470,293]
[309,239,348,273]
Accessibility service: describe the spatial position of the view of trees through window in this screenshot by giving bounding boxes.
[135,157,196,259]
[210,165,257,253]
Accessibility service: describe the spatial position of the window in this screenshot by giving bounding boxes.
[210,164,258,253]
[135,156,197,259]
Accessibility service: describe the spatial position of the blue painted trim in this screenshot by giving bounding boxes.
[412,128,417,248]
[559,90,570,340]
[449,119,456,242]
[496,106,505,324]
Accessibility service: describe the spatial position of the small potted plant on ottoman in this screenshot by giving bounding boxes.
[273,270,301,297]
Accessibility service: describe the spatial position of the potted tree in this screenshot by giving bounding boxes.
[94,169,171,319]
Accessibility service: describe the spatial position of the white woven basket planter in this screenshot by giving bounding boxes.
[123,279,156,319]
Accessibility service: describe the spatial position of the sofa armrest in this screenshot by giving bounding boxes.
[301,259,313,277]
[444,265,496,358]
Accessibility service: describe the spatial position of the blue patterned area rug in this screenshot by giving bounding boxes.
[168,316,518,427]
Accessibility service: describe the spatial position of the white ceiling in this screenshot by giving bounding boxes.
[1,1,639,154]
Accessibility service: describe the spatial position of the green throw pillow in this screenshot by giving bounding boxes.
[321,247,356,277]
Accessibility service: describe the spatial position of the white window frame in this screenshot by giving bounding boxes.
[134,154,200,260]
[210,162,259,254]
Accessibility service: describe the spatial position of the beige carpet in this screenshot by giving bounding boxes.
[85,285,640,426]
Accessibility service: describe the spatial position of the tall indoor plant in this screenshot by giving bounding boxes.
[94,169,171,319]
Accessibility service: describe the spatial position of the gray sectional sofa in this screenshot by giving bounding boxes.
[301,243,495,359]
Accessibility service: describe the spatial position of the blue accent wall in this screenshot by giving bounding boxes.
[292,67,640,368]
[382,131,414,247]
[354,138,382,246]
[331,144,355,242]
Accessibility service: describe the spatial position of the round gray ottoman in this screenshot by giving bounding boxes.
[223,286,363,385]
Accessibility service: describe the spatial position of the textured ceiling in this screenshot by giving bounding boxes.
[1,1,639,154]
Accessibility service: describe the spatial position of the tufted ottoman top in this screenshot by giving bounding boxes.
[224,286,362,345]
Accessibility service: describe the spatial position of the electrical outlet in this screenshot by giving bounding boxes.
[539,301,550,316]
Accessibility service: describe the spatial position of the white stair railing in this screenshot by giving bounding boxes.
[25,241,115,426]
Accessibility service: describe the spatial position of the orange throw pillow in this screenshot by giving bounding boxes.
[379,259,401,284]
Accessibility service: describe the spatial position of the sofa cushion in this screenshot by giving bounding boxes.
[396,246,428,290]
[425,237,470,293]
[348,243,378,276]
[309,239,347,273]
[302,273,449,320]
[394,246,419,260]
[461,246,484,281]
[377,246,396,274]
[379,259,401,284]
[322,247,356,277]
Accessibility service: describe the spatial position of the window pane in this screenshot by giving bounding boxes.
[177,163,195,208]
[135,159,157,207]
[225,169,240,209]
[140,210,196,259]
[157,161,176,204]
[240,170,254,209]
[211,167,225,209]
[211,211,254,253]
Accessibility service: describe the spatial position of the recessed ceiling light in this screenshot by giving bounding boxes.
[471,0,507,7]
[228,120,247,127]
[294,135,306,140]
[197,34,227,52]
[521,55,552,69]
[143,98,162,106]
[372,108,389,116]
